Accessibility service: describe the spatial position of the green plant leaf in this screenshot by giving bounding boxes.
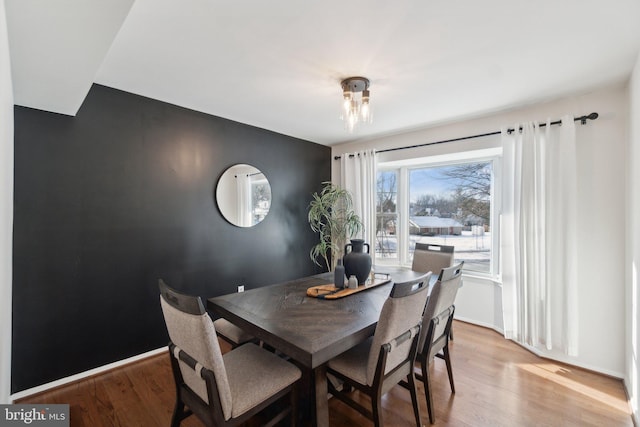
[308,182,363,271]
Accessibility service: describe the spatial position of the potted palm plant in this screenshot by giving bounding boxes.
[308,182,363,271]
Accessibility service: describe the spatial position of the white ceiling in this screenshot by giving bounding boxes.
[5,0,135,116]
[6,0,640,145]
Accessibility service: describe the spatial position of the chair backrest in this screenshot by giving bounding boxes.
[365,272,431,385]
[158,280,233,421]
[417,262,464,354]
[411,243,455,278]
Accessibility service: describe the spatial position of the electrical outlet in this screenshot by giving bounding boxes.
[237,285,245,293]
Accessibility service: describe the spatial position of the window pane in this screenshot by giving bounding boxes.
[251,181,271,225]
[408,162,492,272]
[376,170,398,261]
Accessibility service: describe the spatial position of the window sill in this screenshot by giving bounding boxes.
[376,261,501,285]
[461,272,501,286]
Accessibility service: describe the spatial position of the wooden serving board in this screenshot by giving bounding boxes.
[306,278,391,299]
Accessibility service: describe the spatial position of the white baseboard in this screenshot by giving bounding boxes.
[454,317,624,379]
[516,341,624,379]
[9,347,166,402]
[623,380,638,426]
[455,316,504,335]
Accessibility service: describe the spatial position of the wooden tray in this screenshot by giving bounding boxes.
[306,278,391,299]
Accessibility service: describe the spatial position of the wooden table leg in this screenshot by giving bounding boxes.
[314,364,329,427]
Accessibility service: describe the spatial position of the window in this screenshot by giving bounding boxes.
[376,155,499,276]
[376,170,399,261]
[251,177,271,225]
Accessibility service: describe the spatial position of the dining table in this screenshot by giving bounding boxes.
[207,267,427,427]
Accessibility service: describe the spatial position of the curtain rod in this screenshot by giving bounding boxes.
[333,112,599,160]
[234,172,262,178]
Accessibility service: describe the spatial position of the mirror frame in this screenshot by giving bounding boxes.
[216,164,271,227]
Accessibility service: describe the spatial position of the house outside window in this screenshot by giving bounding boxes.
[376,153,499,277]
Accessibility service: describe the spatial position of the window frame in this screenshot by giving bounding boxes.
[376,149,501,279]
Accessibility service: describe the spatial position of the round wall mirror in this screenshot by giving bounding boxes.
[216,164,271,227]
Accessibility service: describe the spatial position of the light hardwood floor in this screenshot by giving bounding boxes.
[16,321,632,426]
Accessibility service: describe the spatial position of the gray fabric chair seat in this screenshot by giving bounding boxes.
[326,337,372,386]
[224,343,301,418]
[411,261,464,424]
[214,318,254,345]
[158,279,300,426]
[326,273,431,427]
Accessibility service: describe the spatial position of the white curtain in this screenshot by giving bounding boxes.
[501,116,578,356]
[236,174,252,227]
[0,0,14,404]
[340,149,377,260]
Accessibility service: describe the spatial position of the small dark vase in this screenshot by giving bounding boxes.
[343,239,372,285]
[334,258,345,289]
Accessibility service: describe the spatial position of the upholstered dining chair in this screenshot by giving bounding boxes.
[411,243,456,339]
[158,279,301,427]
[411,243,455,276]
[213,318,256,349]
[406,262,463,424]
[325,273,431,427]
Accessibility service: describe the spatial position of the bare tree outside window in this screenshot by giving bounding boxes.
[376,171,398,259]
[409,161,492,272]
[252,181,271,224]
[441,163,491,224]
[376,160,494,272]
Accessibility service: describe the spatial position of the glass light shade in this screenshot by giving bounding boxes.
[340,93,371,131]
[339,78,372,132]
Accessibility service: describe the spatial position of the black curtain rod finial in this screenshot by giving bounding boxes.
[581,112,599,125]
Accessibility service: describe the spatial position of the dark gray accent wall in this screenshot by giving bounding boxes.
[12,84,330,393]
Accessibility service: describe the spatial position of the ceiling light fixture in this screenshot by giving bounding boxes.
[340,77,372,133]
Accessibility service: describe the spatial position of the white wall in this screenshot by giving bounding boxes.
[0,0,14,404]
[626,51,640,423]
[333,84,629,377]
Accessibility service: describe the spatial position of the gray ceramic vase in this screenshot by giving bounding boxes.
[343,239,371,285]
